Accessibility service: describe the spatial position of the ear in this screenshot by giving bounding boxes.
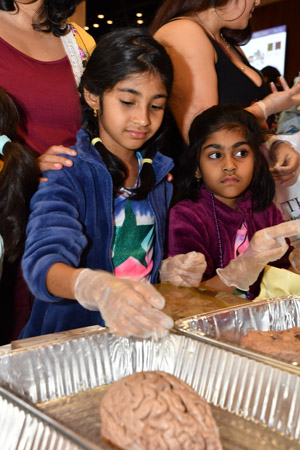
[194,168,201,180]
[83,88,100,111]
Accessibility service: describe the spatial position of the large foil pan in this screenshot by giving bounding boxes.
[0,327,300,449]
[175,296,300,370]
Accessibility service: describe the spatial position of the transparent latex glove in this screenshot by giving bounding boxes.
[159,251,207,287]
[258,77,300,118]
[217,220,300,291]
[74,269,174,338]
[289,235,300,274]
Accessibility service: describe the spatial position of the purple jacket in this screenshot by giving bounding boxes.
[167,188,291,299]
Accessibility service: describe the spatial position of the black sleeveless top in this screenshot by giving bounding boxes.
[206,34,268,106]
[166,18,268,106]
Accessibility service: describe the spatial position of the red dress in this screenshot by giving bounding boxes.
[0,36,81,154]
[0,36,82,343]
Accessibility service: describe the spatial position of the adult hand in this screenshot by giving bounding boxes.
[260,77,300,117]
[74,269,174,338]
[268,141,300,186]
[217,221,300,291]
[38,145,77,182]
[160,251,207,287]
[289,236,300,274]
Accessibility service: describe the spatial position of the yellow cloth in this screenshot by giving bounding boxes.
[68,21,96,60]
[256,265,300,299]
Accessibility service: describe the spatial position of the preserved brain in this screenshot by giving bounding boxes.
[240,327,300,364]
[99,370,222,449]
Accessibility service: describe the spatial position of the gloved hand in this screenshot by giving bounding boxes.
[289,235,300,274]
[159,251,207,287]
[73,269,174,338]
[217,220,300,291]
[257,77,300,118]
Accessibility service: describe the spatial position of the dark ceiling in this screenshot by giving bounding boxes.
[86,0,162,39]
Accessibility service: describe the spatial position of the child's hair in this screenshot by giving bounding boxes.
[79,27,174,200]
[175,104,275,211]
[0,0,82,36]
[0,88,39,262]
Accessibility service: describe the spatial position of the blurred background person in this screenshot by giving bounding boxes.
[0,0,95,343]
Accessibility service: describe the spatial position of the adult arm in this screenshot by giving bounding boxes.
[247,79,300,183]
[155,21,300,179]
[154,20,218,142]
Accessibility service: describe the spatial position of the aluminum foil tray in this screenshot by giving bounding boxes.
[175,296,300,369]
[0,328,300,449]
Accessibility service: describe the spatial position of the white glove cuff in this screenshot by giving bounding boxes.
[74,268,99,311]
[216,267,250,291]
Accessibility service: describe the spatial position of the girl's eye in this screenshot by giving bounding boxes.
[235,149,248,157]
[208,152,221,159]
[150,104,165,111]
[120,100,133,106]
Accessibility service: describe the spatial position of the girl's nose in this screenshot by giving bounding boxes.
[132,107,150,126]
[223,157,237,173]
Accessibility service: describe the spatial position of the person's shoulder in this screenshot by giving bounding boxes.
[253,200,285,226]
[154,17,210,46]
[267,201,286,223]
[67,21,96,54]
[171,194,204,214]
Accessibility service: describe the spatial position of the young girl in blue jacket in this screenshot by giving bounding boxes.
[20,28,204,340]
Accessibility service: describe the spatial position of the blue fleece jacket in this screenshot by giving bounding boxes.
[20,129,173,338]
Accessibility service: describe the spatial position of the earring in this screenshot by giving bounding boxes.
[93,109,98,118]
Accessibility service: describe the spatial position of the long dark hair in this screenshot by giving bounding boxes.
[0,89,39,262]
[150,0,252,46]
[79,27,174,200]
[0,0,83,36]
[176,104,274,211]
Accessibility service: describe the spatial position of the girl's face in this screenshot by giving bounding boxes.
[218,0,260,29]
[96,72,167,158]
[198,126,255,209]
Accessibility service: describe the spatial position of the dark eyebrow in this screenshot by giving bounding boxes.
[202,141,249,151]
[117,88,167,99]
[233,141,249,148]
[202,143,221,151]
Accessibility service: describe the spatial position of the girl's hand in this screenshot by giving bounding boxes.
[73,269,174,338]
[38,145,77,182]
[268,141,300,186]
[217,221,300,291]
[160,251,207,287]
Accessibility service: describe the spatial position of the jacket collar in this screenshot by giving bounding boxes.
[199,186,253,222]
[74,128,174,184]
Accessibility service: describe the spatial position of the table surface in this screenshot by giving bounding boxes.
[8,283,250,350]
[157,282,250,322]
